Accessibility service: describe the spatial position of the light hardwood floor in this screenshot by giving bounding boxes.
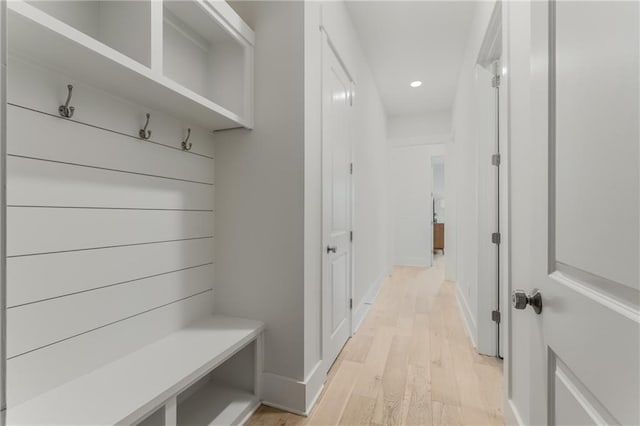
[248,257,504,426]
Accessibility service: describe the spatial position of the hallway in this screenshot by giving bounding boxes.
[249,259,504,425]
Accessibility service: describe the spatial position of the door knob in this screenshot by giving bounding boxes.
[512,289,542,314]
[326,245,337,254]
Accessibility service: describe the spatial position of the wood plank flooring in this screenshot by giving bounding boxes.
[248,257,504,426]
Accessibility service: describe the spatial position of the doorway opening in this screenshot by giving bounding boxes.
[431,155,446,266]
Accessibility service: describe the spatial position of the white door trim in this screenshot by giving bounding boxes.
[500,0,514,415]
[0,0,7,411]
[349,78,357,335]
[474,0,507,359]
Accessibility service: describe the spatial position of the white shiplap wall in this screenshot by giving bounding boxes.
[5,57,215,407]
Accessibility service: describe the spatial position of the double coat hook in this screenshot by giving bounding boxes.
[139,113,152,140]
[182,128,192,151]
[59,84,75,118]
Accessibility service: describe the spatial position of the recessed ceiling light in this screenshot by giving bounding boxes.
[410,80,422,88]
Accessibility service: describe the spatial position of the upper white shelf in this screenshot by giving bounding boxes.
[7,0,254,131]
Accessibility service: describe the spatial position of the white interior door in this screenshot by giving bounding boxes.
[322,32,352,368]
[524,1,639,424]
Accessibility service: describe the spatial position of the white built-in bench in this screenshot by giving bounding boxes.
[6,315,264,426]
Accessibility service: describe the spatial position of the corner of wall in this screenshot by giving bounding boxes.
[303,0,323,391]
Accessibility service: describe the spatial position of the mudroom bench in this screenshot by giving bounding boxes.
[6,315,264,426]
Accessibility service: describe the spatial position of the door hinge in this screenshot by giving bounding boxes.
[491,232,501,245]
[491,154,501,167]
[491,310,501,323]
[350,163,353,174]
[350,231,353,242]
[349,298,353,310]
[491,75,501,88]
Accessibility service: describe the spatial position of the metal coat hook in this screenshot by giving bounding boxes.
[182,128,192,151]
[139,113,152,140]
[58,84,75,118]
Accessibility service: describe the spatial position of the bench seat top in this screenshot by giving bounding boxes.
[6,315,265,425]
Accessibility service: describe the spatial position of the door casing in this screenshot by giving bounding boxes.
[475,1,508,359]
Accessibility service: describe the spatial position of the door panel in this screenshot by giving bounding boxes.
[555,0,639,290]
[527,1,640,425]
[543,273,639,424]
[331,105,350,234]
[322,31,352,368]
[551,351,619,426]
[553,357,600,426]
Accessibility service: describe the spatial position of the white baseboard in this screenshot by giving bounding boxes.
[454,281,477,348]
[238,400,262,425]
[352,300,372,334]
[304,361,326,415]
[504,398,524,426]
[260,360,326,416]
[365,267,390,304]
[352,269,388,333]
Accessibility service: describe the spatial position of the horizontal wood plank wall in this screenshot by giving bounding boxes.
[8,293,212,407]
[5,58,216,407]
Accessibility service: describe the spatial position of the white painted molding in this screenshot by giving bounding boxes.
[454,281,477,348]
[236,402,262,426]
[260,360,326,416]
[0,0,6,411]
[303,361,326,415]
[352,269,388,333]
[352,299,372,335]
[261,373,305,416]
[504,399,525,426]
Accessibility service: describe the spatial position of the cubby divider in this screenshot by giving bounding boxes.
[8,0,254,130]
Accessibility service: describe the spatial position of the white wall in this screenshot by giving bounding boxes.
[351,55,391,324]
[433,162,445,197]
[391,144,444,267]
[214,0,307,396]
[217,1,390,415]
[304,2,391,411]
[0,0,6,411]
[5,58,215,407]
[388,111,451,146]
[448,0,497,348]
[388,112,450,268]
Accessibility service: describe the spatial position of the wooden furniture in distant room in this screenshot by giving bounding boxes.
[434,223,445,254]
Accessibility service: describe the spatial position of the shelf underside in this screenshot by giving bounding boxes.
[8,3,247,131]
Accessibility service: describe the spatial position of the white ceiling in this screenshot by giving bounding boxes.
[345,1,476,117]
